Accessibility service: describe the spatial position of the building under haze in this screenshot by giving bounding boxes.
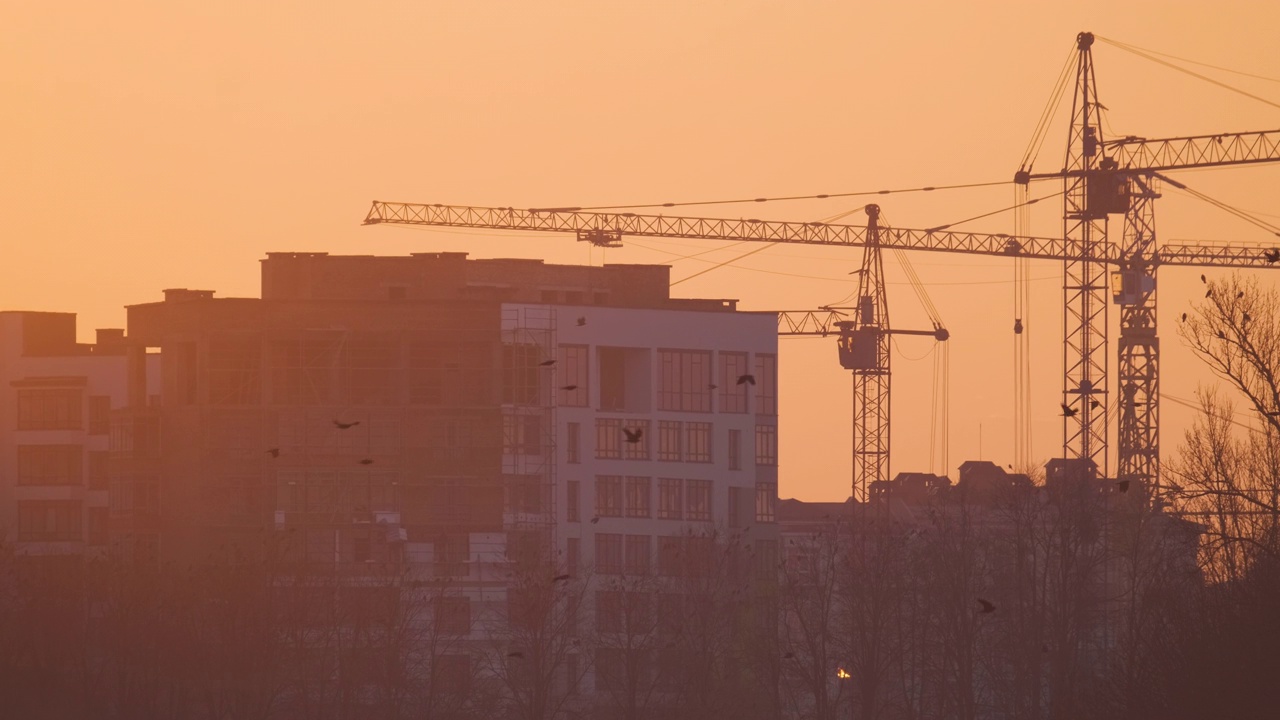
[0,311,159,562]
[112,252,780,701]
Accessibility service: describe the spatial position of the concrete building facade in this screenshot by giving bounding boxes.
[0,311,159,560]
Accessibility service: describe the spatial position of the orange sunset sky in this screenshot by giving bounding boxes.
[3,1,1278,501]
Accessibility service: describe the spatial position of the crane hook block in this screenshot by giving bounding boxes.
[1014,318,1023,335]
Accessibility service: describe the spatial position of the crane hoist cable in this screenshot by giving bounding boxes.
[1095,36,1280,84]
[1095,35,1280,111]
[1162,179,1280,237]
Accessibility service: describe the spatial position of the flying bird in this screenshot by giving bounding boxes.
[590,516,600,525]
[265,448,280,458]
[539,359,556,367]
[1060,403,1078,418]
[507,651,524,659]
[1264,247,1280,264]
[359,459,374,465]
[561,384,578,391]
[783,652,795,660]
[576,316,587,326]
[333,420,360,430]
[737,374,756,386]
[622,427,644,443]
[977,598,996,614]
[1116,479,1131,493]
[708,383,718,390]
[552,574,571,583]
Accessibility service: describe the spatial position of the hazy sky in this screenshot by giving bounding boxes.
[4,1,1278,500]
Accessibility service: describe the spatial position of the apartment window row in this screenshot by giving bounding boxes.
[594,533,651,575]
[16,388,83,430]
[657,478,713,521]
[594,418,650,460]
[657,420,712,463]
[16,444,83,486]
[17,500,82,542]
[589,476,712,522]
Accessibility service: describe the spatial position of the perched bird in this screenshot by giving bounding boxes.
[783,652,795,660]
[359,458,374,466]
[552,574,571,583]
[977,598,996,614]
[590,516,600,525]
[1116,479,1131,493]
[561,384,578,391]
[1238,291,1245,299]
[265,448,280,458]
[1201,274,1207,283]
[507,651,524,659]
[622,427,643,443]
[1206,289,1213,298]
[539,359,556,367]
[333,420,360,430]
[1090,399,1101,409]
[576,316,587,326]
[1244,312,1252,323]
[1264,247,1280,264]
[1181,312,1187,322]
[1061,403,1078,418]
[737,373,756,386]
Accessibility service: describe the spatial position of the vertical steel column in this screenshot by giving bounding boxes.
[848,205,891,502]
[1062,32,1110,471]
[1116,176,1160,496]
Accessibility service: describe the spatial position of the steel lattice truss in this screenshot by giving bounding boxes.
[1107,130,1280,173]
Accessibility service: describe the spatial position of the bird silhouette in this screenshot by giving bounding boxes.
[1244,312,1252,323]
[1181,312,1188,322]
[507,651,524,659]
[1089,399,1101,409]
[539,359,556,367]
[1061,403,1078,418]
[783,652,795,660]
[1200,274,1207,283]
[622,427,643,443]
[590,516,600,525]
[977,598,996,614]
[552,574,571,583]
[576,316,587,326]
[1116,479,1131,493]
[333,420,360,430]
[737,374,756,386]
[708,383,718,390]
[1265,248,1280,264]
[1237,291,1245,299]
[561,384,578,391]
[1206,289,1213,298]
[265,448,280,458]
[359,458,374,465]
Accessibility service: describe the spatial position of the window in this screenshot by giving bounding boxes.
[685,422,712,463]
[17,388,82,430]
[435,534,470,578]
[502,344,542,405]
[209,334,263,405]
[595,418,622,459]
[504,413,542,455]
[567,537,580,575]
[595,533,623,574]
[658,421,682,461]
[599,347,626,411]
[755,424,778,466]
[728,429,742,470]
[718,352,749,413]
[624,535,651,575]
[566,422,581,463]
[558,345,589,407]
[596,590,623,633]
[623,420,650,460]
[435,595,472,635]
[17,500,81,541]
[88,451,109,491]
[87,506,108,545]
[756,481,778,523]
[658,478,683,520]
[270,333,340,405]
[567,480,580,522]
[625,477,651,518]
[595,476,623,517]
[658,350,712,412]
[88,395,111,434]
[17,445,82,486]
[657,537,682,577]
[728,487,745,528]
[686,480,712,521]
[343,332,401,405]
[754,354,778,415]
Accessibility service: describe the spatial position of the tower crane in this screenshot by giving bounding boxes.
[1014,31,1280,494]
[362,199,1275,501]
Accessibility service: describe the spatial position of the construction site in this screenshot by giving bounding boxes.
[3,15,1280,720]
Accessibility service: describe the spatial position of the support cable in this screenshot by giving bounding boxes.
[1095,35,1280,111]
